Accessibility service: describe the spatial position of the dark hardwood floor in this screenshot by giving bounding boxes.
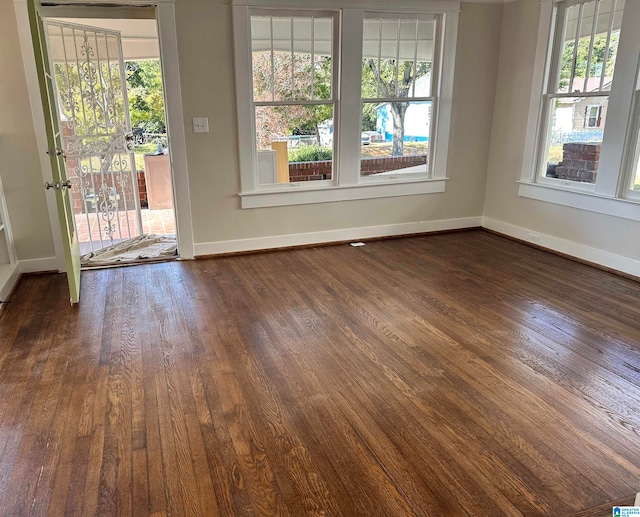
[0,230,639,516]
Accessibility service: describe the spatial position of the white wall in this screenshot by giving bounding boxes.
[175,1,503,251]
[9,0,637,282]
[483,0,640,272]
[0,0,56,262]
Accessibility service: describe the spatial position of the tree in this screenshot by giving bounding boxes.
[252,49,430,156]
[125,61,166,134]
[559,33,619,91]
[363,60,430,156]
[251,52,333,149]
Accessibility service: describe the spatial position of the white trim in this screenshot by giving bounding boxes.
[36,0,176,4]
[595,0,640,197]
[13,0,195,264]
[0,264,20,301]
[231,0,461,12]
[339,7,365,185]
[194,216,481,256]
[240,178,447,208]
[232,5,255,194]
[520,0,554,184]
[14,0,67,273]
[157,3,195,258]
[19,256,59,273]
[433,9,457,180]
[482,216,640,278]
[518,181,640,222]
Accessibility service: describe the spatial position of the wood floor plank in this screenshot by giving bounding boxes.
[0,231,639,516]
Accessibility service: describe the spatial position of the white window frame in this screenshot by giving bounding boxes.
[358,13,441,183]
[585,104,602,127]
[232,0,459,209]
[249,10,340,191]
[519,0,640,222]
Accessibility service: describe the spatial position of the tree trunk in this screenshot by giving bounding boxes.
[390,102,407,156]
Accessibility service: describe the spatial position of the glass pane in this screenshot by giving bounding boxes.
[292,18,312,100]
[414,20,435,97]
[362,18,434,99]
[572,1,597,92]
[602,0,625,92]
[251,16,273,102]
[629,95,640,193]
[632,157,640,192]
[557,0,625,94]
[543,96,608,184]
[272,17,293,101]
[252,16,333,102]
[362,19,381,98]
[255,105,333,185]
[313,18,333,100]
[360,101,430,177]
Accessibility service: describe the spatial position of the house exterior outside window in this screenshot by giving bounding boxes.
[232,0,459,209]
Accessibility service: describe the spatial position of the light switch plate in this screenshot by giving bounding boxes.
[193,117,209,133]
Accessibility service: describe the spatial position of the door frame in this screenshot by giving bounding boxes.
[13,0,195,267]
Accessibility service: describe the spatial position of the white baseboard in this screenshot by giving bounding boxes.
[0,257,58,302]
[19,257,59,274]
[193,216,483,256]
[0,263,20,301]
[482,217,640,278]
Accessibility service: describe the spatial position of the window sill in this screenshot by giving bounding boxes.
[240,177,448,208]
[518,181,640,222]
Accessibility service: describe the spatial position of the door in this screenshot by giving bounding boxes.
[28,0,81,304]
[42,20,144,256]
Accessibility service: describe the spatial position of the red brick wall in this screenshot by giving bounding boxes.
[360,154,427,176]
[288,154,428,182]
[555,143,601,183]
[288,161,333,182]
[138,171,148,208]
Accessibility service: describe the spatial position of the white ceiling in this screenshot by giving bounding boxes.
[49,18,159,61]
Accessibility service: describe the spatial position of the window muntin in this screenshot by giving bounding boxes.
[539,0,624,185]
[360,15,437,178]
[250,12,336,186]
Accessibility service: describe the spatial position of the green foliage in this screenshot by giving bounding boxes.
[253,48,429,155]
[559,33,619,90]
[361,104,377,132]
[288,145,333,162]
[362,59,431,155]
[126,61,166,133]
[361,59,430,99]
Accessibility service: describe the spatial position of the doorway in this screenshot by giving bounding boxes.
[42,10,178,266]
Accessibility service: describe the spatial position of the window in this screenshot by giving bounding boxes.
[585,105,602,128]
[520,0,640,220]
[250,13,337,186]
[360,15,438,180]
[539,0,623,185]
[232,2,459,208]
